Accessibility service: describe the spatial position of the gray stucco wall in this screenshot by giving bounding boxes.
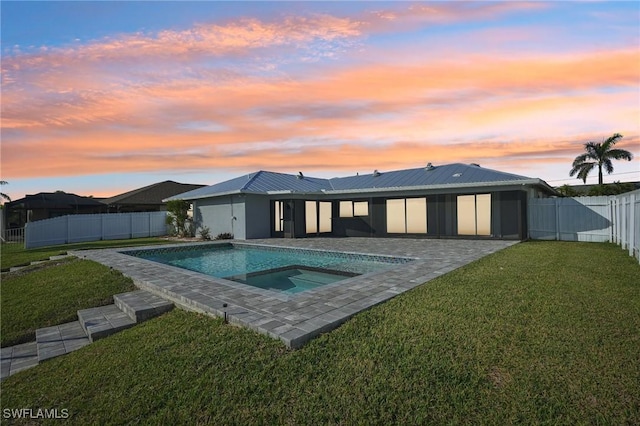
[244,194,271,239]
[194,195,246,239]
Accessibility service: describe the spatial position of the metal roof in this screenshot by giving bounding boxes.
[167,171,332,200]
[329,163,528,191]
[168,163,552,201]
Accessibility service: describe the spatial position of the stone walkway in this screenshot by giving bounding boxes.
[77,238,517,349]
[1,290,173,380]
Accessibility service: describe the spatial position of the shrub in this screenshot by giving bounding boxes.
[199,226,212,241]
[214,232,234,240]
[587,182,636,196]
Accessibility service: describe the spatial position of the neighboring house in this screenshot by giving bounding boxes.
[102,180,206,213]
[3,192,106,228]
[167,163,557,241]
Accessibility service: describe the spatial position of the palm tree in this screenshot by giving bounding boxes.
[0,181,10,203]
[570,133,634,185]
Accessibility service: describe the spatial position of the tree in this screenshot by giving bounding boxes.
[569,133,634,184]
[165,199,191,237]
[0,181,10,203]
[556,184,578,197]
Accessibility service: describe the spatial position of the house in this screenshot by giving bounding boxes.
[102,180,206,213]
[167,163,558,241]
[3,192,106,229]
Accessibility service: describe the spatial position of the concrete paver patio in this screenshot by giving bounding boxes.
[77,238,517,348]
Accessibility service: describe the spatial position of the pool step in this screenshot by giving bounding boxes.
[114,290,174,322]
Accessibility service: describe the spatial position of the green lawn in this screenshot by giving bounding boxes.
[1,259,136,347]
[2,241,639,424]
[0,237,178,270]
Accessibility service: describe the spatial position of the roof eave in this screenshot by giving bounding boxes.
[323,179,549,195]
[164,189,269,202]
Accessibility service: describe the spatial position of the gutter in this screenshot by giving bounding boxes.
[321,179,555,195]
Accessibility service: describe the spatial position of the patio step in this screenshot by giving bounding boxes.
[1,290,175,378]
[2,342,38,378]
[36,321,91,363]
[77,305,137,343]
[114,290,174,322]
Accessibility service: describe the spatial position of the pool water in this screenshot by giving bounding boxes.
[125,243,410,294]
[226,266,358,294]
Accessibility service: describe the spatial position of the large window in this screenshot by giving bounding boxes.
[457,194,491,236]
[306,201,332,234]
[339,200,369,217]
[274,201,284,232]
[319,202,332,233]
[386,198,427,234]
[305,201,318,234]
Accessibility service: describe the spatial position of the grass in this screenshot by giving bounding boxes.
[0,259,136,347]
[2,241,639,424]
[0,237,178,270]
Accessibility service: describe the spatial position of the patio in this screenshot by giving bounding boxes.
[77,238,516,348]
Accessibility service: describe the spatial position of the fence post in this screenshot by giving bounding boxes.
[623,197,629,250]
[554,199,560,241]
[66,215,70,244]
[609,199,614,243]
[629,193,635,258]
[616,198,620,244]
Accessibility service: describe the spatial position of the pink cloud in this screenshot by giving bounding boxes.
[364,1,549,31]
[2,5,638,186]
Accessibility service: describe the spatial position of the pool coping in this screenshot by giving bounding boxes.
[74,238,517,348]
[119,241,417,301]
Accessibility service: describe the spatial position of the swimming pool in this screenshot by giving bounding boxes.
[124,243,413,294]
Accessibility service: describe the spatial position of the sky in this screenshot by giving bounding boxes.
[1,1,639,201]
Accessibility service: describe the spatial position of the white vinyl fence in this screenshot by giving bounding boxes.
[529,189,639,263]
[2,227,25,243]
[25,212,168,249]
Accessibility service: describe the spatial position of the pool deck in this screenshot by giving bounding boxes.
[76,238,517,348]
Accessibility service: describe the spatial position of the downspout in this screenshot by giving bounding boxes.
[230,195,235,236]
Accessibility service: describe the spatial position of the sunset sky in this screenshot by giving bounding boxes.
[2,1,639,201]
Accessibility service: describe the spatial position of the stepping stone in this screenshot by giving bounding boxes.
[1,342,38,379]
[36,321,90,362]
[77,305,136,343]
[114,290,174,322]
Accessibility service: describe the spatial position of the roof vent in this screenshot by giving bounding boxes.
[373,170,381,177]
[452,172,462,177]
[297,172,304,180]
[425,163,434,171]
[470,163,480,167]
